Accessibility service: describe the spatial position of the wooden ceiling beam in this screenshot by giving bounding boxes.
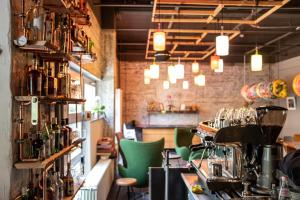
[150,35,200,40]
[149,29,240,34]
[149,41,215,46]
[153,18,256,24]
[207,4,224,23]
[255,0,290,24]
[148,50,209,54]
[155,9,214,16]
[196,33,208,44]
[156,0,283,7]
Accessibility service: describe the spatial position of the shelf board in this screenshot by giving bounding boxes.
[19,41,58,53]
[14,138,85,169]
[14,96,86,104]
[197,122,219,135]
[148,110,199,114]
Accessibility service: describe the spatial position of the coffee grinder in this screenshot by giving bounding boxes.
[254,106,287,194]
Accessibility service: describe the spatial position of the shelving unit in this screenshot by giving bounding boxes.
[15,138,85,169]
[15,96,86,104]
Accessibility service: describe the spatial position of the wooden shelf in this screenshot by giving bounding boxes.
[14,138,85,169]
[15,96,86,104]
[19,41,58,53]
[148,110,198,114]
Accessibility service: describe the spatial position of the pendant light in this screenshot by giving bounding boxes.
[144,68,151,84]
[215,59,224,73]
[153,24,166,51]
[153,2,166,51]
[194,71,205,86]
[163,80,170,89]
[150,61,160,79]
[211,55,220,70]
[175,58,184,79]
[216,25,229,56]
[192,61,200,73]
[183,81,189,90]
[168,65,177,84]
[251,47,263,71]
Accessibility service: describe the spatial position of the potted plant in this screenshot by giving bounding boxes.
[92,104,106,119]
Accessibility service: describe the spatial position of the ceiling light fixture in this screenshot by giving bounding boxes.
[195,71,205,86]
[251,47,263,71]
[215,59,224,73]
[192,61,200,73]
[163,80,170,89]
[175,58,184,79]
[153,1,166,51]
[183,81,189,90]
[168,65,177,84]
[211,55,220,70]
[150,61,160,79]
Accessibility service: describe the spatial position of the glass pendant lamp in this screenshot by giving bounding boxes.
[214,59,224,73]
[251,47,263,71]
[216,26,229,56]
[192,61,199,73]
[153,23,166,51]
[150,61,160,79]
[168,65,177,84]
[163,80,169,89]
[183,81,189,89]
[194,72,205,86]
[175,58,184,79]
[211,55,220,70]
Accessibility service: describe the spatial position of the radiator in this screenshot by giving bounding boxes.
[75,159,114,200]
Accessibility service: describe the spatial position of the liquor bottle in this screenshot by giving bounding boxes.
[57,171,64,199]
[51,117,61,153]
[42,62,49,96]
[21,187,29,200]
[44,11,54,43]
[32,0,44,41]
[53,23,62,51]
[65,118,73,145]
[25,1,35,41]
[279,176,291,200]
[27,57,42,96]
[61,119,70,148]
[32,131,43,159]
[41,121,51,158]
[64,161,74,197]
[48,62,58,96]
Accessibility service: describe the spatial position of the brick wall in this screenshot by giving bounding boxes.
[120,61,271,126]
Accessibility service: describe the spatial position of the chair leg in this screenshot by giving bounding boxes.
[116,186,121,200]
[127,186,130,199]
[131,187,136,200]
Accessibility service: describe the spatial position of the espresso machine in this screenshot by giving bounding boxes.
[252,106,287,194]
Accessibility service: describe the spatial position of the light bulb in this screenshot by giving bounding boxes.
[192,61,199,73]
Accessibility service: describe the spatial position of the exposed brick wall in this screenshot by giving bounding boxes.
[120,61,271,126]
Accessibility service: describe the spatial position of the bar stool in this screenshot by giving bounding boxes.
[116,177,137,200]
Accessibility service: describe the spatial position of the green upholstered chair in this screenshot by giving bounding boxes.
[174,128,208,162]
[118,138,165,188]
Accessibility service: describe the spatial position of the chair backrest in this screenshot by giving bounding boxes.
[115,132,127,168]
[120,138,164,187]
[174,128,194,148]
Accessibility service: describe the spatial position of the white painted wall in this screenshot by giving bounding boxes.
[0,0,12,198]
[272,56,300,138]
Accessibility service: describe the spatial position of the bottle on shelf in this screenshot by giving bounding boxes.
[41,121,51,158]
[25,1,35,41]
[61,119,70,148]
[31,130,44,159]
[278,176,291,200]
[27,57,42,96]
[47,62,58,97]
[271,183,278,200]
[39,60,48,96]
[57,170,65,199]
[32,0,44,41]
[51,117,61,153]
[21,186,29,200]
[44,11,54,42]
[64,159,74,197]
[65,118,73,145]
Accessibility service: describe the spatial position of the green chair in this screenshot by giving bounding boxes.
[118,138,165,188]
[174,128,208,162]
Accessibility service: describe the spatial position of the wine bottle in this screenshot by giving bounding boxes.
[21,187,29,200]
[48,62,58,96]
[51,117,61,153]
[64,161,74,197]
[61,119,69,148]
[65,118,73,145]
[27,57,42,96]
[32,131,43,159]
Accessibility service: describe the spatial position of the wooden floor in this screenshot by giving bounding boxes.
[107,151,187,200]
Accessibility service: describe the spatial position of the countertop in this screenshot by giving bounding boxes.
[138,124,197,129]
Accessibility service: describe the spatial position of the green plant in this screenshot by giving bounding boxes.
[92,104,106,116]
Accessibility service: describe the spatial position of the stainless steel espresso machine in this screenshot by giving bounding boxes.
[193,105,288,198]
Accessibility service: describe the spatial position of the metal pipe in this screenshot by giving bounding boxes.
[245,32,295,55]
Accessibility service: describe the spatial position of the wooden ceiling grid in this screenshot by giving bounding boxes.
[145,0,290,61]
